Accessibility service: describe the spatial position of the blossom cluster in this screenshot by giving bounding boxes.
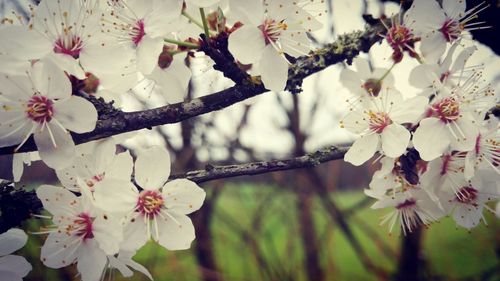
[340,0,498,233]
[0,0,327,280]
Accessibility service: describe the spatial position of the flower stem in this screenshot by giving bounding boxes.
[199,8,211,39]
[164,38,199,49]
[378,63,396,82]
[182,11,205,30]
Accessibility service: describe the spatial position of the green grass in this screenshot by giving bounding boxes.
[22,183,499,281]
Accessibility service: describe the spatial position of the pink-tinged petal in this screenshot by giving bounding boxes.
[344,133,379,166]
[137,36,164,75]
[341,111,368,134]
[34,122,76,169]
[106,151,134,180]
[381,124,410,158]
[76,241,108,281]
[92,215,123,255]
[93,179,138,215]
[0,229,27,256]
[31,60,72,100]
[0,255,32,278]
[449,118,479,152]
[259,45,288,92]
[122,217,149,252]
[40,232,79,268]
[228,25,266,64]
[408,64,440,89]
[53,96,97,134]
[412,117,450,161]
[135,146,171,190]
[0,26,51,60]
[420,33,447,63]
[36,185,79,217]
[162,179,206,215]
[390,96,428,124]
[442,0,466,19]
[156,212,195,250]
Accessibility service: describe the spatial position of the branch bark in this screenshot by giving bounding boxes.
[171,145,349,184]
[0,19,386,156]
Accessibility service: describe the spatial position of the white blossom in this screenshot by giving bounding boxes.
[0,228,32,281]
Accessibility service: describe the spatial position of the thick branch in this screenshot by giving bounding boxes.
[0,20,385,155]
[171,146,349,183]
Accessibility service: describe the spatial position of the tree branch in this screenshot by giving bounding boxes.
[171,145,349,183]
[0,19,385,155]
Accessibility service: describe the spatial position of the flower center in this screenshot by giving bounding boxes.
[54,34,84,59]
[26,95,54,124]
[386,25,413,50]
[131,19,146,46]
[396,198,416,210]
[368,111,392,133]
[455,187,478,206]
[440,18,463,42]
[69,213,94,240]
[431,97,460,123]
[136,190,164,219]
[259,18,287,45]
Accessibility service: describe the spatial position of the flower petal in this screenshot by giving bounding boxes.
[381,123,410,158]
[76,241,108,281]
[344,133,379,166]
[53,96,97,134]
[0,255,32,278]
[36,185,79,217]
[390,96,428,124]
[93,179,138,215]
[34,122,76,169]
[0,229,28,256]
[228,25,266,64]
[137,36,164,75]
[258,45,288,92]
[156,212,195,250]
[162,179,206,214]
[412,117,450,161]
[134,146,171,190]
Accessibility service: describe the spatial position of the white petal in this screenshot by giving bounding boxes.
[0,114,33,148]
[449,118,479,152]
[0,255,32,278]
[0,55,31,75]
[36,185,79,217]
[420,33,447,63]
[412,117,450,161]
[92,215,123,255]
[53,96,97,133]
[0,229,27,256]
[389,96,428,124]
[34,122,76,169]
[381,124,410,158]
[0,270,23,281]
[106,151,134,180]
[442,0,466,19]
[122,217,149,252]
[76,241,108,281]
[156,212,195,250]
[44,54,85,80]
[408,64,440,89]
[258,45,288,92]
[134,146,171,190]
[339,69,363,95]
[32,60,72,100]
[93,179,138,215]
[450,46,477,73]
[353,57,371,81]
[452,204,483,229]
[344,133,379,166]
[228,25,266,64]
[341,111,368,134]
[40,232,79,268]
[137,36,164,75]
[12,154,25,182]
[162,179,206,215]
[0,26,51,60]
